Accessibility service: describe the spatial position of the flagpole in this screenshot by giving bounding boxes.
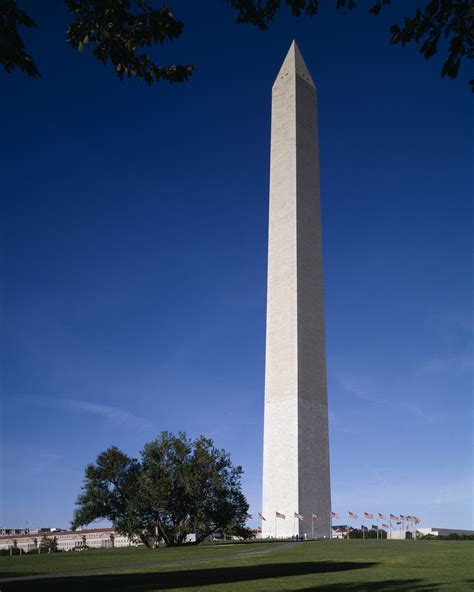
[275,512,277,540]
[312,515,314,540]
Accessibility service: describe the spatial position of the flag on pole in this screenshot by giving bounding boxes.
[331,512,340,519]
[349,511,358,520]
[276,512,286,520]
[414,516,421,524]
[294,512,303,520]
[312,513,320,520]
[371,525,378,530]
[361,525,368,531]
[378,513,386,520]
[364,512,374,519]
[258,512,266,521]
[382,524,390,529]
[390,514,399,520]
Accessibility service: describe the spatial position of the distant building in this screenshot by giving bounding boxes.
[0,528,29,536]
[388,530,414,540]
[332,525,350,539]
[0,528,135,552]
[417,527,474,537]
[388,527,473,540]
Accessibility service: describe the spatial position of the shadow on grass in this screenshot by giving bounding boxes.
[2,561,375,591]
[302,580,444,591]
[0,572,44,579]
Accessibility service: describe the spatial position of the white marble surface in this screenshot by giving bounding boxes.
[262,42,331,539]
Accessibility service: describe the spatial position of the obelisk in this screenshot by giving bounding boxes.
[262,41,331,539]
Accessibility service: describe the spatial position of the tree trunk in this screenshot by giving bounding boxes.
[192,529,217,545]
[139,534,152,549]
[156,520,173,547]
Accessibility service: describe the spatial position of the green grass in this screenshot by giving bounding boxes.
[0,540,472,591]
[0,542,276,576]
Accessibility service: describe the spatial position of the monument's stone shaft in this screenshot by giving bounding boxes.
[262,42,331,539]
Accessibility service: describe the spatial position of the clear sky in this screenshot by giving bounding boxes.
[1,1,472,532]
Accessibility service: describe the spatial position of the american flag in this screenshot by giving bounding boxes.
[378,513,386,520]
[414,516,421,524]
[382,524,390,529]
[294,512,303,520]
[312,513,320,520]
[390,514,399,520]
[258,512,266,521]
[364,512,374,519]
[331,512,340,519]
[349,511,358,520]
[276,512,286,520]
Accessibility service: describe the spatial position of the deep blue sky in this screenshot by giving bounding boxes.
[1,1,472,531]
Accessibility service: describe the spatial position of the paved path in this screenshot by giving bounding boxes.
[0,542,299,584]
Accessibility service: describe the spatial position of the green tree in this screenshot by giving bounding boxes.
[1,0,194,84]
[71,432,252,547]
[348,527,363,539]
[1,0,472,89]
[225,0,473,88]
[39,535,58,553]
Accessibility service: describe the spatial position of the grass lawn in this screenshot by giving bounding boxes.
[0,540,472,591]
[0,541,277,577]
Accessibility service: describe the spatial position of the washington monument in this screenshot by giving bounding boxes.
[262,42,331,539]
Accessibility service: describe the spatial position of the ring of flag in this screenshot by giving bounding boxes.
[267,511,420,528]
[276,511,285,520]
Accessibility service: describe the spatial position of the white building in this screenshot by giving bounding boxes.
[332,526,350,539]
[262,41,331,540]
[0,528,30,536]
[417,527,473,537]
[388,530,414,540]
[0,527,135,553]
